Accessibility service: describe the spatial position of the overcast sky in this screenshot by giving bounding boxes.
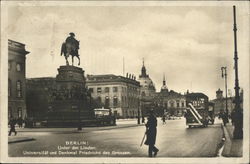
[6,3,249,99]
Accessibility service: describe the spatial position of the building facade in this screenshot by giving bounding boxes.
[86,74,140,118]
[8,39,29,120]
[153,75,186,116]
[210,88,243,115]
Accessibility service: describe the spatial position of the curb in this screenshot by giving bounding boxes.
[8,138,35,144]
[15,124,144,133]
[221,124,232,157]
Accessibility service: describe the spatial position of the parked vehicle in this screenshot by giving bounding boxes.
[94,108,116,126]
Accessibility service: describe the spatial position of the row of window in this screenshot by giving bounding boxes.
[9,62,23,72]
[89,86,118,94]
[8,79,22,98]
[97,96,118,107]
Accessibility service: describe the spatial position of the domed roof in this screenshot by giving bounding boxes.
[138,77,156,90]
[138,59,156,92]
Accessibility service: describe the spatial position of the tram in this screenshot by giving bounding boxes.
[184,92,211,128]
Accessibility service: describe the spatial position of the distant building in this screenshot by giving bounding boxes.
[137,59,156,116]
[8,39,29,120]
[137,59,156,97]
[86,74,140,118]
[210,88,243,115]
[153,75,186,116]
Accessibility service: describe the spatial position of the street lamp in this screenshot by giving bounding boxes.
[221,66,229,123]
[232,6,243,139]
[137,96,140,125]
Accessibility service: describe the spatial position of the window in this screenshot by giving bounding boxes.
[113,96,118,107]
[113,87,118,92]
[18,107,22,118]
[97,97,101,104]
[97,87,102,93]
[8,107,12,119]
[170,101,175,108]
[88,88,94,93]
[181,102,185,107]
[105,87,109,93]
[16,80,22,98]
[16,63,21,72]
[105,96,110,108]
[8,79,11,97]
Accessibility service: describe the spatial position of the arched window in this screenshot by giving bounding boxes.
[113,96,118,107]
[169,100,175,108]
[105,96,110,108]
[16,63,22,72]
[181,101,185,107]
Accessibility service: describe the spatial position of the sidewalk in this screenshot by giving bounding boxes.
[222,123,243,157]
[8,136,35,144]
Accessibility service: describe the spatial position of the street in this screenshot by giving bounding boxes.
[9,118,223,157]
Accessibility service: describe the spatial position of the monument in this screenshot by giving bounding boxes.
[47,33,94,127]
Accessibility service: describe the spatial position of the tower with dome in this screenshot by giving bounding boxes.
[137,59,156,98]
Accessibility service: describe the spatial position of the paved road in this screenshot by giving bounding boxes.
[9,118,223,157]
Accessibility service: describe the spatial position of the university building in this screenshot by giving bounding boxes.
[86,74,140,118]
[8,39,30,120]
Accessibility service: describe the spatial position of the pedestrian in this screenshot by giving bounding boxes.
[219,110,227,126]
[142,116,145,124]
[8,117,17,136]
[162,114,166,125]
[144,110,159,157]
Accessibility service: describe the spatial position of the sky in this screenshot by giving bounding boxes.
[6,3,249,99]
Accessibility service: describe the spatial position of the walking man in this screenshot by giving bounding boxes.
[8,117,17,136]
[144,110,159,157]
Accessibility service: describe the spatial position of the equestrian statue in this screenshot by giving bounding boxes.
[61,32,80,66]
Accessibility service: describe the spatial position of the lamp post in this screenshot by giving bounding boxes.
[137,97,141,124]
[232,6,243,139]
[221,66,229,123]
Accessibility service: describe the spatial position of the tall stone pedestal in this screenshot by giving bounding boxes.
[47,65,94,127]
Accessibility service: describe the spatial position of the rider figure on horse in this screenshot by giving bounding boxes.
[61,32,80,66]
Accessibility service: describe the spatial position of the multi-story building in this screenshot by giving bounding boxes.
[153,75,186,116]
[210,88,243,115]
[8,39,29,120]
[86,74,140,118]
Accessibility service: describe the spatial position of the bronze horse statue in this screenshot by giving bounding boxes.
[60,35,80,66]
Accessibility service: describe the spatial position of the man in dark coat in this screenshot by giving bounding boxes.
[219,110,227,126]
[144,110,159,157]
[8,117,17,136]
